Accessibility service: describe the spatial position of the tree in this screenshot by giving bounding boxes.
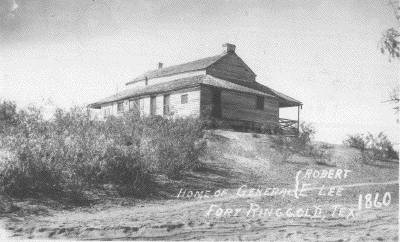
[386,86,400,123]
[380,27,400,59]
[380,1,399,121]
[380,0,400,60]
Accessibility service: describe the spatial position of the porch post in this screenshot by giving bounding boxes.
[297,105,300,134]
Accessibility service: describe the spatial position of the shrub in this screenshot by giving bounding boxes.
[0,155,63,198]
[140,116,205,179]
[270,122,331,164]
[270,136,296,162]
[320,143,334,149]
[0,100,18,134]
[343,132,398,162]
[343,134,366,151]
[1,106,104,198]
[0,103,205,200]
[366,132,398,160]
[308,144,333,166]
[100,145,151,196]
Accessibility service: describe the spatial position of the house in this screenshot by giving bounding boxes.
[89,43,302,133]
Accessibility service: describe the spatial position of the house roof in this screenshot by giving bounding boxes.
[211,77,302,107]
[89,75,282,109]
[125,54,226,85]
[89,44,301,109]
[269,89,302,107]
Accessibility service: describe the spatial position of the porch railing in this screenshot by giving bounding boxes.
[279,118,299,136]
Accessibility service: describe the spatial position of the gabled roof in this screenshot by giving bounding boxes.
[89,75,277,109]
[126,54,225,85]
[90,43,301,109]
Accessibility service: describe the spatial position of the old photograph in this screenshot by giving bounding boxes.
[0,0,399,241]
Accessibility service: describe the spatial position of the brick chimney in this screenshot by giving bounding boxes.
[223,43,236,53]
[158,62,163,69]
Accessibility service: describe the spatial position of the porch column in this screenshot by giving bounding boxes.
[297,105,301,134]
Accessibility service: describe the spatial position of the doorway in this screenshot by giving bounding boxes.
[211,88,221,118]
[150,96,157,116]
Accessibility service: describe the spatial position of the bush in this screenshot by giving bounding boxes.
[0,155,64,198]
[343,134,366,151]
[100,145,151,196]
[270,122,331,164]
[308,144,333,166]
[270,136,296,162]
[343,132,398,162]
[140,116,205,179]
[0,103,205,200]
[0,100,18,134]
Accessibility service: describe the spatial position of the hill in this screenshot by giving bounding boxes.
[1,130,398,240]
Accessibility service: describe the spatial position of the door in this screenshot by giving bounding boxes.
[129,99,140,116]
[163,94,170,116]
[211,88,221,118]
[150,96,157,116]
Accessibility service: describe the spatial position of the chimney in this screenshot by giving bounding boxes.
[223,43,236,53]
[158,62,163,69]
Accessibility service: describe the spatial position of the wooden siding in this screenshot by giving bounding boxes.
[169,90,200,117]
[99,86,277,125]
[206,54,255,82]
[100,103,114,118]
[221,91,278,124]
[99,88,200,119]
[200,86,278,125]
[142,88,200,117]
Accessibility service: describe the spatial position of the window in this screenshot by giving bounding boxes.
[163,94,170,115]
[181,94,188,104]
[117,102,124,113]
[256,96,264,110]
[129,99,140,112]
[103,107,111,117]
[150,96,157,115]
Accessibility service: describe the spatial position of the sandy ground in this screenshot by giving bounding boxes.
[2,189,398,241]
[1,130,398,241]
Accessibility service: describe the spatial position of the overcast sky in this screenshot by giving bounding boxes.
[0,0,399,144]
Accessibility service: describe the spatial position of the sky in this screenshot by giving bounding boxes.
[0,0,399,144]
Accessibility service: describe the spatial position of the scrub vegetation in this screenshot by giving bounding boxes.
[343,132,398,163]
[0,100,205,202]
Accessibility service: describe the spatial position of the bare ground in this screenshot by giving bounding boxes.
[1,130,398,241]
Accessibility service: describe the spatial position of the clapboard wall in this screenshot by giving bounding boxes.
[99,87,200,119]
[200,86,279,125]
[206,53,256,83]
[98,85,279,125]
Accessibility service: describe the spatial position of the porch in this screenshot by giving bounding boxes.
[278,104,302,136]
[279,118,299,136]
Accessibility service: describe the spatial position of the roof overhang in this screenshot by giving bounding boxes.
[88,75,281,109]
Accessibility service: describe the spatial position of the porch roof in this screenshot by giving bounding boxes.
[89,75,301,109]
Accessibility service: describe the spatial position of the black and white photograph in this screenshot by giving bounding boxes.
[0,0,399,241]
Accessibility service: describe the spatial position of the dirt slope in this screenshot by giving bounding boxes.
[1,130,399,241]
